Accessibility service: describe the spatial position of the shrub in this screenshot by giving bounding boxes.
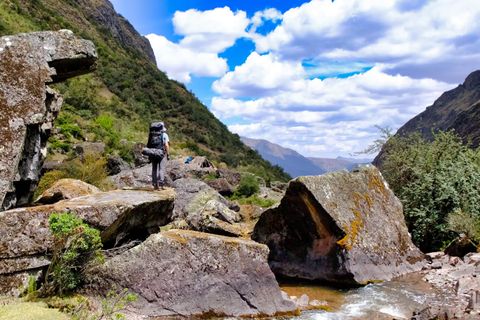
[34,170,67,199]
[235,174,260,198]
[60,153,111,190]
[380,131,480,251]
[41,212,103,296]
[447,209,480,244]
[236,195,277,208]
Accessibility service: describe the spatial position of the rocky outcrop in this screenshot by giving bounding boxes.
[34,178,101,204]
[207,177,234,196]
[75,0,156,63]
[0,30,97,211]
[87,229,297,318]
[0,189,174,295]
[110,157,216,189]
[170,178,244,237]
[252,166,425,285]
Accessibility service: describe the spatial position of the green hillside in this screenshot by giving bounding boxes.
[0,0,289,182]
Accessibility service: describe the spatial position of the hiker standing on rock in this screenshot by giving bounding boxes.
[145,121,170,190]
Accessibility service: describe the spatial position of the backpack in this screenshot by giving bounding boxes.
[144,122,165,160]
[148,131,164,149]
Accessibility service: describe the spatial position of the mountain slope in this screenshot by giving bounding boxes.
[242,137,369,177]
[241,137,325,177]
[0,0,289,182]
[374,70,480,165]
[396,70,480,142]
[308,157,366,173]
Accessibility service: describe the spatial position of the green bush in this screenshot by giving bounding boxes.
[41,212,103,296]
[60,153,111,190]
[447,209,480,245]
[380,131,480,251]
[235,174,260,198]
[236,195,277,208]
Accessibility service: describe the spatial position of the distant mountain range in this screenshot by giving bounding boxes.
[241,137,371,177]
[375,70,480,165]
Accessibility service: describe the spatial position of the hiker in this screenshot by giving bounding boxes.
[144,121,170,189]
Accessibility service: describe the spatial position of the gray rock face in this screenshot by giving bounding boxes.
[170,178,244,237]
[0,30,97,211]
[110,156,220,189]
[252,166,425,285]
[75,0,156,63]
[87,229,297,318]
[0,189,174,295]
[168,178,245,236]
[207,177,234,196]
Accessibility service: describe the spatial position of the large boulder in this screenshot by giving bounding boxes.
[0,31,97,211]
[87,229,297,318]
[171,178,245,237]
[0,189,174,295]
[252,166,425,285]
[34,178,101,204]
[207,177,234,196]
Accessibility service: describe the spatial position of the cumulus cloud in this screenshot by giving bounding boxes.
[144,0,479,157]
[146,6,250,82]
[174,7,249,53]
[212,66,453,157]
[146,34,228,83]
[253,0,480,81]
[249,8,283,33]
[213,52,305,98]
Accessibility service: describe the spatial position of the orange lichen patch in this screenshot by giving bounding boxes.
[337,209,364,251]
[161,231,189,245]
[368,171,389,198]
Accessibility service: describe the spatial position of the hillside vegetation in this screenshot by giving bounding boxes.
[380,130,480,252]
[0,0,289,182]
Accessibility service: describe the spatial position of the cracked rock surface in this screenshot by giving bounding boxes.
[0,30,97,211]
[86,229,297,318]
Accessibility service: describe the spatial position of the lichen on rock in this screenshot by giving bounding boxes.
[0,30,97,211]
[253,166,426,285]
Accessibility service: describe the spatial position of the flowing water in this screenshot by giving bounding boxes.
[280,273,453,320]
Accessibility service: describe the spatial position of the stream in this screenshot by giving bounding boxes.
[279,273,454,320]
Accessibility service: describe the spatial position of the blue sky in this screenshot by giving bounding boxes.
[110,0,480,158]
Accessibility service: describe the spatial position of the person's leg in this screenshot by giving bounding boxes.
[152,160,159,189]
[159,156,168,186]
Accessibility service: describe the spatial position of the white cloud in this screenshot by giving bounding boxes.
[146,34,228,83]
[212,66,452,157]
[146,6,251,82]
[213,52,305,97]
[249,8,283,33]
[174,7,249,53]
[253,0,480,81]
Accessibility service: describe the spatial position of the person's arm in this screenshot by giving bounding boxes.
[165,141,170,158]
[164,133,170,159]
